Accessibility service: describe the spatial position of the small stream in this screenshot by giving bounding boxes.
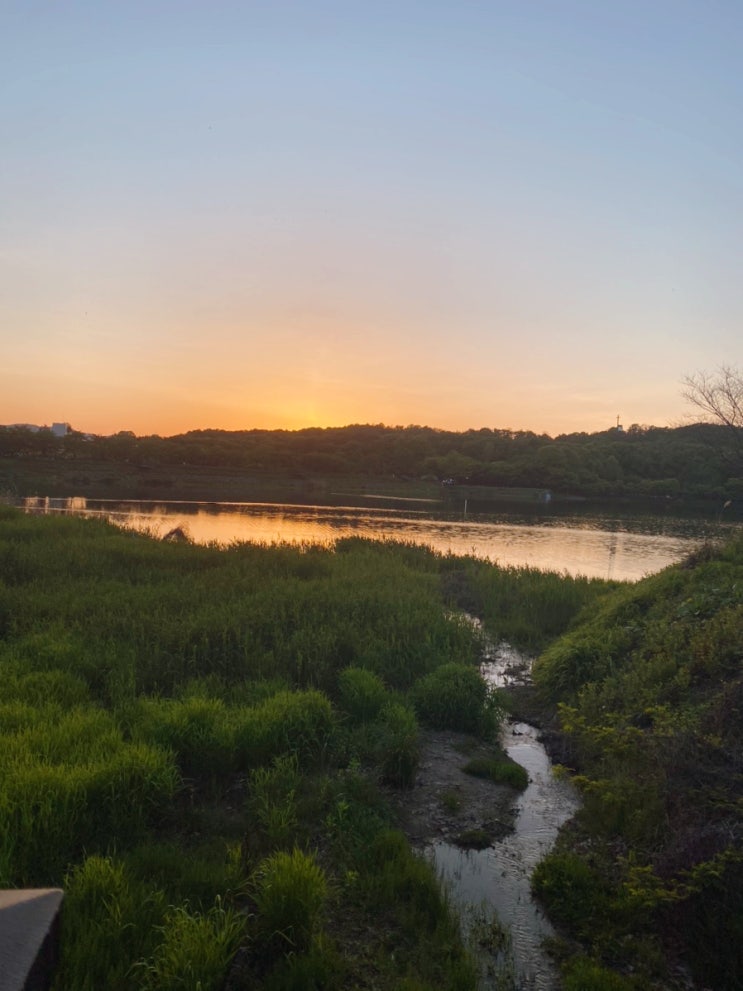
[427,640,579,990]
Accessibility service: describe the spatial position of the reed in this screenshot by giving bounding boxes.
[448,557,616,652]
[376,702,420,788]
[411,662,503,738]
[130,695,236,780]
[336,666,389,722]
[138,899,246,991]
[54,854,167,991]
[247,755,301,852]
[232,689,336,769]
[251,847,328,954]
[0,699,179,885]
[4,511,593,989]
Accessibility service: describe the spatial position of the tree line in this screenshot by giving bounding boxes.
[1,420,741,501]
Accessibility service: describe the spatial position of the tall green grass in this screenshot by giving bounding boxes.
[138,899,246,991]
[336,665,389,722]
[53,854,168,991]
[411,661,503,738]
[0,701,178,885]
[2,511,580,989]
[251,847,328,953]
[247,755,301,852]
[532,534,743,989]
[444,556,616,652]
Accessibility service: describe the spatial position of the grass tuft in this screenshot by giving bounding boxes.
[462,755,528,791]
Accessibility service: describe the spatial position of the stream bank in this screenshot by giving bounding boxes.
[395,639,578,990]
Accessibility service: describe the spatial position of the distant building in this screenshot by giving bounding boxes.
[2,422,89,439]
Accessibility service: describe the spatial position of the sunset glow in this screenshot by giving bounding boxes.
[2,2,742,437]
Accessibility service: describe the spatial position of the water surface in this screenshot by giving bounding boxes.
[429,646,579,990]
[19,495,734,581]
[429,722,578,990]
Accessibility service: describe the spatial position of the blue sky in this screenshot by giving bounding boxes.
[2,1,741,435]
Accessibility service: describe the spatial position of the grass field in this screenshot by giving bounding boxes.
[12,504,738,987]
[0,506,609,989]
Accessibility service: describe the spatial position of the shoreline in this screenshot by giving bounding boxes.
[2,456,738,522]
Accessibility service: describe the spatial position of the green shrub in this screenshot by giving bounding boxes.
[260,935,344,990]
[234,689,335,769]
[247,754,301,851]
[337,666,388,722]
[462,755,528,790]
[532,852,610,936]
[534,628,631,701]
[527,537,743,985]
[252,848,328,954]
[411,662,503,737]
[377,702,420,788]
[131,696,235,779]
[1,740,179,885]
[125,840,243,909]
[54,854,167,991]
[454,828,492,850]
[0,667,90,708]
[3,512,628,989]
[562,957,635,990]
[140,899,245,991]
[322,766,391,866]
[364,830,452,932]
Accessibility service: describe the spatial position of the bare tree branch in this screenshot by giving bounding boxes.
[683,365,743,471]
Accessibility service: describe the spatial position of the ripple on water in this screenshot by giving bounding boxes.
[427,660,579,990]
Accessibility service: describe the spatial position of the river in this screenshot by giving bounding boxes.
[18,494,737,581]
[429,639,580,990]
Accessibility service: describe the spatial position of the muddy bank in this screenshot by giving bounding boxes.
[389,632,581,990]
[392,729,518,849]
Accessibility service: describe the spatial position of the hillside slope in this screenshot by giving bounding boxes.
[533,534,743,990]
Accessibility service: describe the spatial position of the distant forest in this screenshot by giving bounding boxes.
[1,422,742,502]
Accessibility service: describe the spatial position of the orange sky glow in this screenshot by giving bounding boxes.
[2,3,741,439]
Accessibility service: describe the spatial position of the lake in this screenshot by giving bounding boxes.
[19,495,737,581]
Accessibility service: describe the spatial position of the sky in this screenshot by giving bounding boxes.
[2,1,742,438]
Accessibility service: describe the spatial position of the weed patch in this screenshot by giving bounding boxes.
[462,754,528,791]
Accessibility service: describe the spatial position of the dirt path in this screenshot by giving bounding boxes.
[392,729,518,849]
